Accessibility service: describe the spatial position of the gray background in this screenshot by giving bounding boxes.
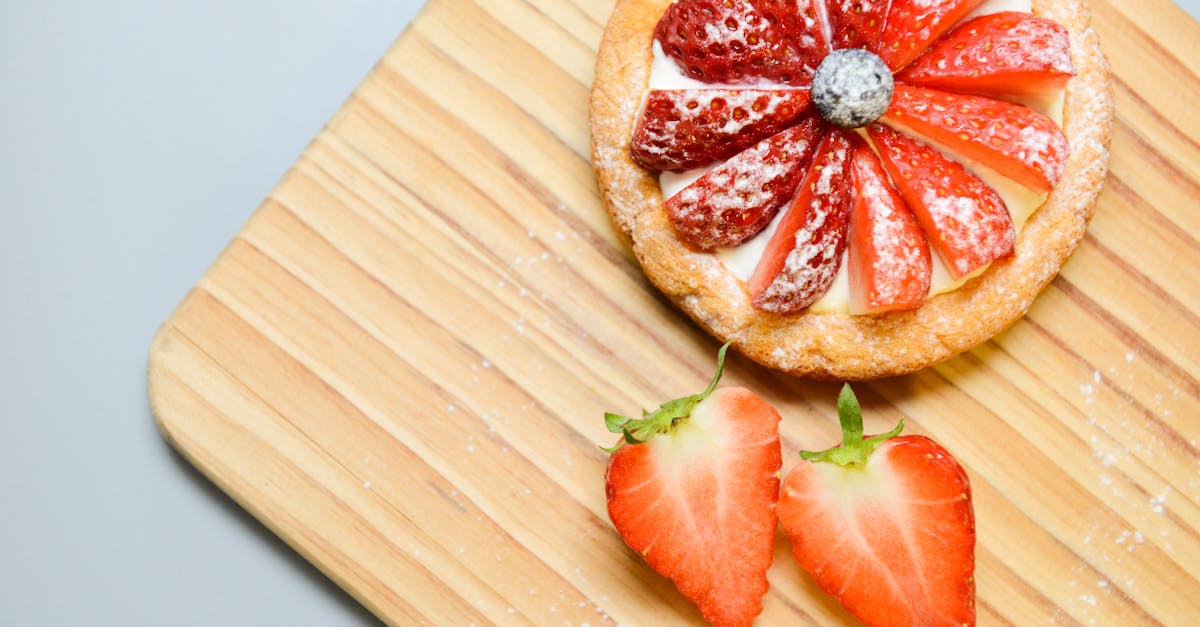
[1,1,1196,625]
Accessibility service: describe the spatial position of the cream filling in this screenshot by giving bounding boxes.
[965,0,1034,20]
[650,40,713,90]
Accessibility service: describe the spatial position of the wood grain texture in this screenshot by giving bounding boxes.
[147,0,1200,624]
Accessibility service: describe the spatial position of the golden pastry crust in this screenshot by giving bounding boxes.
[590,0,1114,379]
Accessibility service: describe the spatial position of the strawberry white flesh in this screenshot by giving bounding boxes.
[778,386,976,627]
[604,345,782,627]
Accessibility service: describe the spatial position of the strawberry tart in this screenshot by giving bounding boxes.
[590,0,1114,379]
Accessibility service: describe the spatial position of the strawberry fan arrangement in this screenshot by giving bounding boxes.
[631,0,1075,315]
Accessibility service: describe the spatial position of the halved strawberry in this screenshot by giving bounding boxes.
[748,129,853,314]
[883,84,1069,192]
[846,140,931,313]
[874,0,988,71]
[603,344,782,627]
[631,89,814,172]
[896,11,1075,97]
[868,122,1016,279]
[667,116,825,250]
[778,385,976,626]
[825,0,888,51]
[654,0,823,85]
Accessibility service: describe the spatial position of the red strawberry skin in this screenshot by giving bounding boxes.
[846,141,932,313]
[896,12,1075,97]
[826,0,888,51]
[667,116,825,250]
[875,0,988,71]
[755,0,829,71]
[779,435,976,626]
[631,89,813,172]
[868,122,1015,279]
[883,84,1069,193]
[749,129,853,313]
[606,387,783,627]
[654,0,824,85]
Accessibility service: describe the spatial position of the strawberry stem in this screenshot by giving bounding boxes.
[799,384,904,467]
[601,342,731,453]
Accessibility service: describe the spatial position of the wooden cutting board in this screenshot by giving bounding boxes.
[147,0,1200,624]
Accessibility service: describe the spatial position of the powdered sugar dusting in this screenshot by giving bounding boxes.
[865,206,925,304]
[869,122,1015,278]
[886,84,1068,192]
[1016,123,1066,185]
[965,0,1032,20]
[923,193,1013,275]
[667,120,822,249]
[632,87,812,171]
[901,9,1075,92]
[848,145,931,311]
[754,132,853,313]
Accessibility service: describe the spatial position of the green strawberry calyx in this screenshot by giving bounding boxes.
[601,343,731,454]
[799,384,904,467]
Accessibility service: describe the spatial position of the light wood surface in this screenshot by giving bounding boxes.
[147,0,1200,624]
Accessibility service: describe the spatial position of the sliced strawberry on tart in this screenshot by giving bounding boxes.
[631,89,814,172]
[896,11,1076,97]
[825,0,889,51]
[653,0,827,85]
[873,0,992,70]
[867,122,1015,280]
[883,84,1069,194]
[590,0,1114,378]
[747,129,854,314]
[665,115,826,249]
[845,136,934,314]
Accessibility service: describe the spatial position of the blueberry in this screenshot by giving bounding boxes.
[811,49,894,129]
